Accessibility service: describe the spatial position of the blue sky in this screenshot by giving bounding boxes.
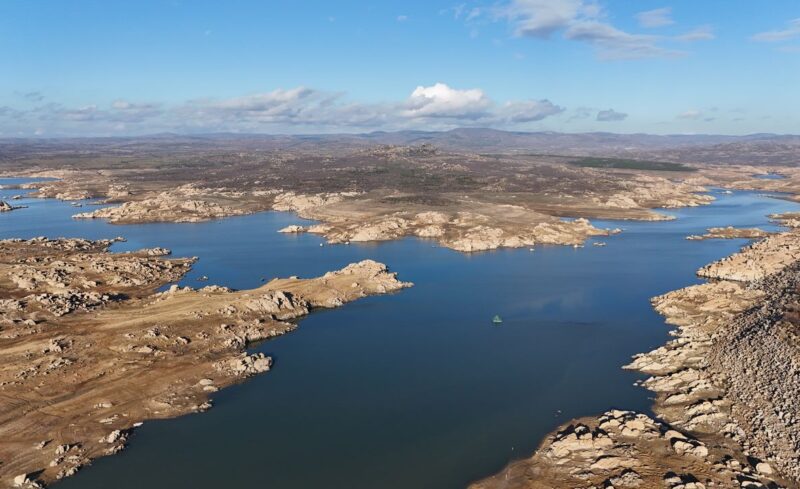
[1,0,798,136]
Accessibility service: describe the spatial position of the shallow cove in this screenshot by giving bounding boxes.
[3,181,799,489]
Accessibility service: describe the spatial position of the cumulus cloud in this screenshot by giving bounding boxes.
[596,109,627,121]
[495,0,684,60]
[752,18,800,42]
[636,8,673,29]
[501,99,565,122]
[403,83,491,120]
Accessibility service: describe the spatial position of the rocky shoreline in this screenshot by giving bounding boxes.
[686,226,771,241]
[63,183,707,253]
[0,237,411,488]
[471,230,800,489]
[5,168,720,254]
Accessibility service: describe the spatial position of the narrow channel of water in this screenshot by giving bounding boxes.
[2,180,797,489]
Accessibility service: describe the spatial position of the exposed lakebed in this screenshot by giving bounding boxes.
[2,179,798,489]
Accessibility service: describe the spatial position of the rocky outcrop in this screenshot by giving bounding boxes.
[278,225,306,233]
[771,212,800,229]
[698,231,800,281]
[707,264,800,482]
[686,226,772,241]
[592,176,713,215]
[73,185,250,223]
[29,183,92,201]
[470,409,776,489]
[281,201,615,252]
[272,191,359,213]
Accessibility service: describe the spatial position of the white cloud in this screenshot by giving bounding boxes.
[596,109,627,121]
[635,8,673,29]
[677,26,715,42]
[501,0,584,38]
[501,99,564,122]
[403,83,491,119]
[0,83,569,135]
[678,109,702,120]
[495,0,685,60]
[752,18,800,42]
[397,15,408,22]
[450,4,482,22]
[564,21,681,59]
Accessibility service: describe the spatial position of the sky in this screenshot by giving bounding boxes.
[1,0,799,137]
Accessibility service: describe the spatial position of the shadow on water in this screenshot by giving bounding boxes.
[3,180,800,489]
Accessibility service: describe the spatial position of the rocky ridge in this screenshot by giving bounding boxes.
[72,185,255,223]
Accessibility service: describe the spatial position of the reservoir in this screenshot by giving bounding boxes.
[2,180,797,489]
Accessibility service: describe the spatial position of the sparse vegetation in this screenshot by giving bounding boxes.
[569,157,696,172]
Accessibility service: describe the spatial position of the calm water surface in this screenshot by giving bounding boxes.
[753,173,787,180]
[2,180,798,489]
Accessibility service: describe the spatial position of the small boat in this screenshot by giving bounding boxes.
[492,315,503,324]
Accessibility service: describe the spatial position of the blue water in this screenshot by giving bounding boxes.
[753,173,786,180]
[2,180,798,489]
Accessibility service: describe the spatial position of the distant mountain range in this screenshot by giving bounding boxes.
[2,128,799,165]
